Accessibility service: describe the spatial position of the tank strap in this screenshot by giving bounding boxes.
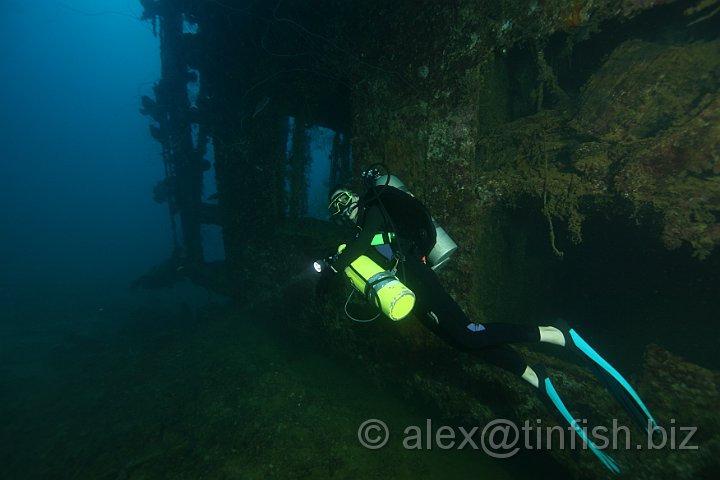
[364,271,395,307]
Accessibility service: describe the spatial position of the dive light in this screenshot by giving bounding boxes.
[313,255,337,274]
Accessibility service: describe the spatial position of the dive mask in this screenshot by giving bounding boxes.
[328,190,354,216]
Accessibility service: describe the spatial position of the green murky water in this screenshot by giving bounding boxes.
[1,294,517,479]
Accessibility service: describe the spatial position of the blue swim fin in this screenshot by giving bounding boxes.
[555,319,659,434]
[534,364,621,474]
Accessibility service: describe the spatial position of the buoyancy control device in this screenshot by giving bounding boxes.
[371,173,458,270]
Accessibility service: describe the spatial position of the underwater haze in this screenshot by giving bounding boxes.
[0,0,167,303]
[1,1,719,479]
[0,4,505,479]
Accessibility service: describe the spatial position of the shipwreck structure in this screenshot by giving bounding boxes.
[139,0,720,478]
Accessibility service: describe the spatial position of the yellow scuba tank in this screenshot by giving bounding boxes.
[338,244,415,321]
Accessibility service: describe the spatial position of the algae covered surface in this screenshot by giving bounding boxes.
[0,290,514,480]
[5,0,719,479]
[116,0,720,477]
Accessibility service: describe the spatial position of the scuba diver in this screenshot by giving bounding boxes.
[320,165,658,474]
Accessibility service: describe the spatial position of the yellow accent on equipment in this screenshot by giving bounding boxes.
[338,244,415,321]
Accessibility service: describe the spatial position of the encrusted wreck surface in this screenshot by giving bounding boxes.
[289,269,720,478]
[141,0,720,477]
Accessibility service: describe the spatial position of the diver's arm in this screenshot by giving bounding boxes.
[333,206,384,271]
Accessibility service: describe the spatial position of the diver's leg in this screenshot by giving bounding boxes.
[417,296,542,349]
[471,346,621,472]
[467,348,621,473]
[538,325,566,345]
[521,365,539,387]
[402,258,541,348]
[472,344,528,377]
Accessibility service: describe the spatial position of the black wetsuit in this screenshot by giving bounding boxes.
[334,202,540,377]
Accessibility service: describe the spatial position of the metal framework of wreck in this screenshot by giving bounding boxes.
[137,1,720,478]
[139,0,353,271]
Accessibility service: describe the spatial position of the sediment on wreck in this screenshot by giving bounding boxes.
[139,0,720,478]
